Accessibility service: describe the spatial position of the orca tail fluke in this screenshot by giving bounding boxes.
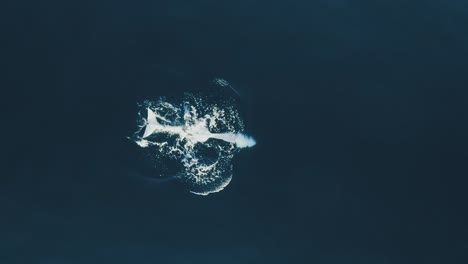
[142,108,159,138]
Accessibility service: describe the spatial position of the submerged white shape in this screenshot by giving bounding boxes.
[143,108,255,149]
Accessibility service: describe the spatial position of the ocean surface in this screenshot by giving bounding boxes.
[1,1,467,263]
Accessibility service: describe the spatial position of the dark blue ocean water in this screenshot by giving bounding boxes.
[1,1,467,263]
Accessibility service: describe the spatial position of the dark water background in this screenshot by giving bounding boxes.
[1,1,467,263]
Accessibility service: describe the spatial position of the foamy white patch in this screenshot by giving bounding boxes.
[190,174,232,196]
[130,92,255,195]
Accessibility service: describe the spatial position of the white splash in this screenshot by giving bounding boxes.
[131,93,255,195]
